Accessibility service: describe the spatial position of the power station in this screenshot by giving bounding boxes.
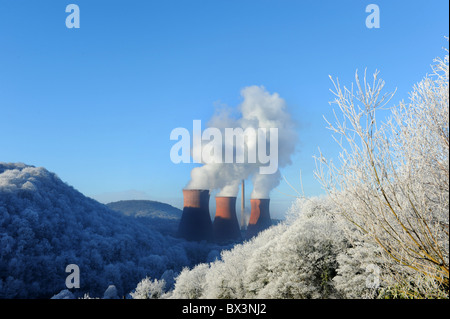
[177,184,273,243]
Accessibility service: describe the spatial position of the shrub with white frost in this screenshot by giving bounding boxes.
[333,242,383,299]
[130,277,166,299]
[170,264,210,299]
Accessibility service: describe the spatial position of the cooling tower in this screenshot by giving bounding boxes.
[246,198,272,238]
[177,189,213,242]
[213,196,242,243]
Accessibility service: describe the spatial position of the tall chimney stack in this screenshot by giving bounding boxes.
[177,189,213,242]
[246,198,272,238]
[213,196,242,243]
[240,180,245,230]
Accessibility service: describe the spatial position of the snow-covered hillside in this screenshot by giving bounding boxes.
[0,163,221,298]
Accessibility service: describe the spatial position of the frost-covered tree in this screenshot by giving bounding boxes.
[170,264,210,299]
[316,47,449,297]
[129,277,166,299]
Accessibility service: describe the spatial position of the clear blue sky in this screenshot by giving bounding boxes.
[0,1,448,218]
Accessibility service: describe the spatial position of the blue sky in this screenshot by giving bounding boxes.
[0,1,448,217]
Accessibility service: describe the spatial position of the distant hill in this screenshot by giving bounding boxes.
[106,200,182,220]
[106,200,182,236]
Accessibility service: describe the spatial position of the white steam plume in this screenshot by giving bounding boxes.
[186,85,298,199]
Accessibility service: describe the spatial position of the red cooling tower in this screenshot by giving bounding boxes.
[213,196,242,243]
[246,198,272,238]
[177,189,214,242]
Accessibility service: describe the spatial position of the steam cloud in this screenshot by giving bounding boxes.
[186,86,298,199]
